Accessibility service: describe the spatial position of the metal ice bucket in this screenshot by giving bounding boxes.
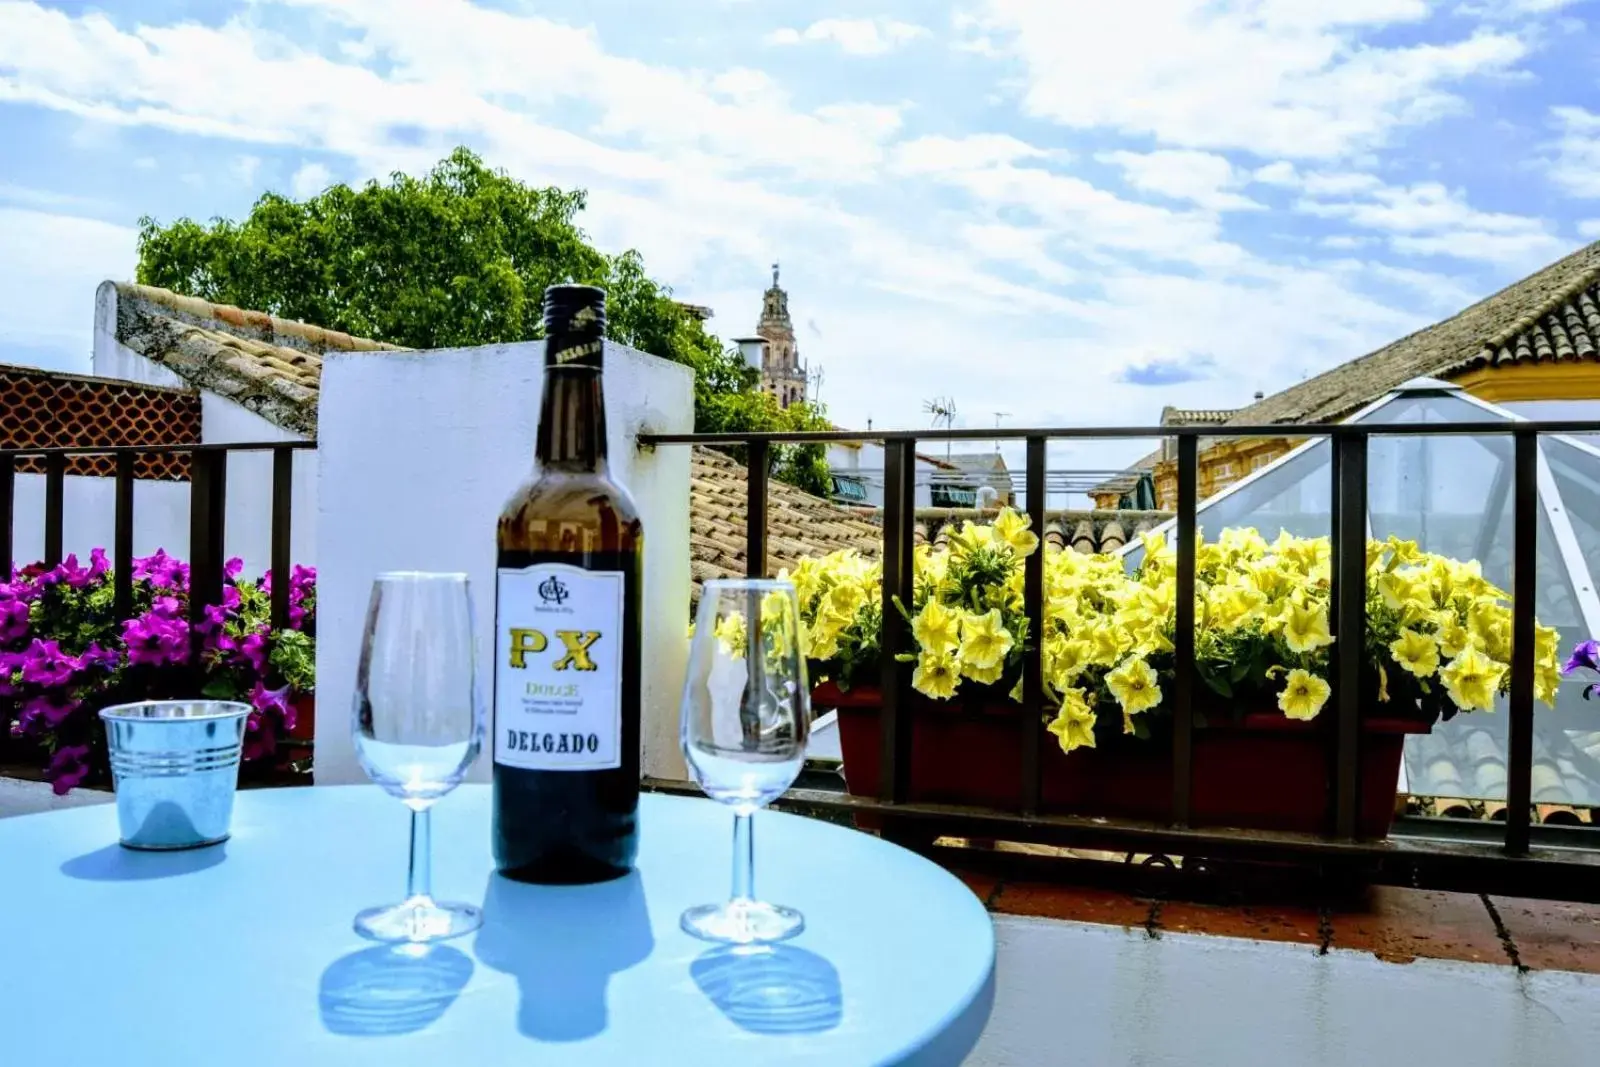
[99,700,250,850]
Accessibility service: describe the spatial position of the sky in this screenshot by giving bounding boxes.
[2,0,1599,483]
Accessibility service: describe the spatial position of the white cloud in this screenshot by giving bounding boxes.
[971,0,1528,158]
[1579,219,1600,239]
[1547,106,1600,198]
[1098,149,1261,211]
[766,17,929,56]
[232,154,262,185]
[889,133,1048,174]
[0,207,137,369]
[289,161,331,197]
[1296,178,1563,262]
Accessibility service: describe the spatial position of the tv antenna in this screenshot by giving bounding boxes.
[807,362,825,406]
[925,396,958,459]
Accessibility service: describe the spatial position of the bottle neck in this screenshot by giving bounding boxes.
[535,366,608,471]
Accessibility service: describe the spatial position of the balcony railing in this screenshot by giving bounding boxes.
[0,441,315,669]
[640,421,1600,903]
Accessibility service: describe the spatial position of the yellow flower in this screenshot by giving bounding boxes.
[1281,599,1334,654]
[992,507,1040,557]
[1439,646,1506,712]
[1433,615,1479,660]
[713,612,747,657]
[911,599,961,657]
[1047,688,1097,754]
[824,580,865,619]
[1536,625,1561,706]
[959,609,1014,671]
[1389,628,1439,678]
[911,650,961,700]
[962,659,1006,686]
[1106,656,1162,717]
[1044,636,1090,688]
[1278,668,1330,721]
[948,521,995,558]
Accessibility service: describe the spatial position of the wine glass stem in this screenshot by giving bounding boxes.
[406,807,433,904]
[731,810,754,903]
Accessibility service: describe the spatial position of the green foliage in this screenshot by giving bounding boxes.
[138,147,834,495]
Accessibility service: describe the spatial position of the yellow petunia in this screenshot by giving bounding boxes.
[1046,688,1098,754]
[713,612,747,656]
[1389,628,1439,678]
[911,650,961,700]
[959,609,1014,671]
[1281,599,1334,654]
[1278,668,1331,721]
[1106,656,1162,717]
[1433,615,1480,660]
[1044,636,1090,688]
[1439,646,1506,712]
[993,508,1040,558]
[911,599,961,657]
[824,580,865,620]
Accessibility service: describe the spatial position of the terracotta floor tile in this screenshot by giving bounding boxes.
[992,881,1155,928]
[1488,898,1600,975]
[1326,887,1506,966]
[950,867,1001,903]
[1156,899,1324,948]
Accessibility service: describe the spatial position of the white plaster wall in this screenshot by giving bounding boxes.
[201,395,318,572]
[825,440,937,509]
[9,474,190,566]
[315,339,693,787]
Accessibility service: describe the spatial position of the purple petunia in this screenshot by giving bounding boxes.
[151,595,183,619]
[238,629,269,673]
[0,650,20,697]
[1564,639,1600,677]
[44,745,91,795]
[21,639,81,688]
[19,694,79,732]
[224,557,244,581]
[0,596,30,643]
[122,612,190,667]
[80,642,121,672]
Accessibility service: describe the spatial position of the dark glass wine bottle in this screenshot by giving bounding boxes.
[492,284,643,884]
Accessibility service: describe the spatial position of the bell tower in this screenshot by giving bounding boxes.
[756,262,807,408]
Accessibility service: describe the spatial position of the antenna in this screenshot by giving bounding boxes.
[924,396,957,459]
[807,362,825,406]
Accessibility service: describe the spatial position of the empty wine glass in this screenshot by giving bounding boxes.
[352,572,484,943]
[680,578,810,944]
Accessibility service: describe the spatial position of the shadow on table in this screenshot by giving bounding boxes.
[319,944,474,1037]
[475,870,654,1042]
[60,841,227,881]
[691,944,843,1036]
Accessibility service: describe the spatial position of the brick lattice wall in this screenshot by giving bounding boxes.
[0,367,200,480]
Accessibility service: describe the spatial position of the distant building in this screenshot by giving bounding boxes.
[749,263,807,408]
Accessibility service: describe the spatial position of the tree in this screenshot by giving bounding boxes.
[137,147,833,494]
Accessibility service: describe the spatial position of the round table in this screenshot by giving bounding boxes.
[0,786,994,1066]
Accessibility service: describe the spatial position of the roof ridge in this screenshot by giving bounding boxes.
[113,281,406,356]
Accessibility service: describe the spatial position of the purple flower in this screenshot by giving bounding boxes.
[0,579,39,604]
[58,553,97,590]
[242,709,280,762]
[20,694,79,731]
[151,595,183,619]
[0,650,20,697]
[122,612,189,667]
[250,681,292,717]
[238,629,269,673]
[88,548,109,582]
[80,642,120,672]
[21,639,80,687]
[222,585,240,611]
[1563,640,1600,677]
[44,744,90,795]
[224,557,243,581]
[0,596,30,643]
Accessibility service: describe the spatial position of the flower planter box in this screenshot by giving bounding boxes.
[818,682,1433,839]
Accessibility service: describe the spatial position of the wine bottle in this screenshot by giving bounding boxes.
[492,284,643,884]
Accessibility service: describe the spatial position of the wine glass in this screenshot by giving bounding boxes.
[680,578,810,944]
[352,572,485,943]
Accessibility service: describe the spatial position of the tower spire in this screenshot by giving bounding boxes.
[772,261,780,288]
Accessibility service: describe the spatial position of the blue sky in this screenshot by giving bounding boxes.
[2,0,1599,478]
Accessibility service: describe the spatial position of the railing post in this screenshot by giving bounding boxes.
[188,449,226,672]
[1505,429,1538,856]
[745,439,769,579]
[114,451,134,620]
[1172,434,1198,827]
[1331,432,1367,839]
[1021,436,1046,815]
[879,438,916,804]
[270,447,294,633]
[43,452,65,568]
[0,453,12,582]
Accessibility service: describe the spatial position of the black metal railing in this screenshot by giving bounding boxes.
[0,441,315,669]
[641,420,1600,902]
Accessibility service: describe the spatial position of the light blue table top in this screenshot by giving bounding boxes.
[0,785,994,1066]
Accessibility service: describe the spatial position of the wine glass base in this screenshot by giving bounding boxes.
[681,899,805,945]
[355,898,482,944]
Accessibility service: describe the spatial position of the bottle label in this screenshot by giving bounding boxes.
[494,563,623,771]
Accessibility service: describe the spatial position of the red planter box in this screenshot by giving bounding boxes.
[819,682,1432,839]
